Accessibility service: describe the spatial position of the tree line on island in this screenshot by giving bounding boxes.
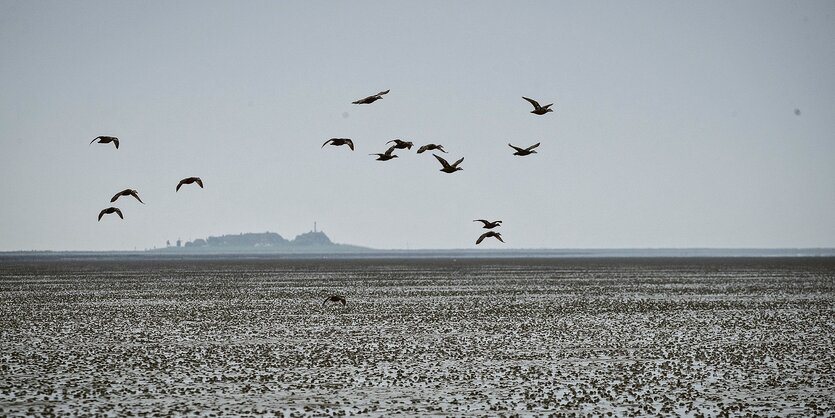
[157,231,368,253]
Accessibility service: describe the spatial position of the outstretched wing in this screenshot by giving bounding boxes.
[90,137,98,145]
[474,219,489,226]
[417,145,428,153]
[322,139,333,148]
[110,191,121,203]
[433,154,451,169]
[436,145,447,153]
[384,146,397,156]
[195,178,203,188]
[377,89,390,96]
[98,209,106,221]
[452,157,464,167]
[495,234,504,243]
[113,138,119,149]
[386,139,396,145]
[131,191,144,204]
[508,143,525,152]
[526,142,541,151]
[114,208,123,219]
[542,103,554,109]
[345,139,354,150]
[476,232,488,245]
[176,180,184,192]
[522,97,542,110]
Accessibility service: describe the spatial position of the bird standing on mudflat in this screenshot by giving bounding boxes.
[509,142,540,156]
[90,136,119,149]
[433,154,464,173]
[417,144,447,154]
[176,177,203,192]
[476,231,504,245]
[322,138,355,150]
[352,89,390,104]
[110,189,144,204]
[323,295,347,306]
[522,97,554,115]
[386,139,413,150]
[98,207,123,221]
[474,219,502,229]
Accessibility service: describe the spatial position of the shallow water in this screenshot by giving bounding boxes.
[1,257,834,416]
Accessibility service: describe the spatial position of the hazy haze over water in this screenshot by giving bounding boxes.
[1,1,834,251]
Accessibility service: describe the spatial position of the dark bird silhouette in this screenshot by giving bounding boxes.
[433,154,464,173]
[352,89,390,104]
[474,219,502,229]
[386,139,413,150]
[371,147,399,161]
[110,189,144,204]
[476,231,504,245]
[509,142,540,156]
[98,207,123,221]
[417,144,447,154]
[176,177,203,192]
[323,295,347,306]
[522,97,554,115]
[322,138,355,150]
[90,136,119,149]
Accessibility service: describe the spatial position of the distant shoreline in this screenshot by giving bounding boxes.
[2,248,834,260]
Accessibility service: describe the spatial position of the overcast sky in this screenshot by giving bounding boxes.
[1,1,834,251]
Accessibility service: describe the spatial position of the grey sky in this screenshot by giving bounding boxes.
[1,1,833,251]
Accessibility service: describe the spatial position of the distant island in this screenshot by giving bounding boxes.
[154,230,370,254]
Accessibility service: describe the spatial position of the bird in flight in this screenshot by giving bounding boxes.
[474,219,502,229]
[352,89,390,104]
[417,144,447,154]
[110,189,144,204]
[386,139,414,150]
[98,207,123,221]
[323,295,347,306]
[522,97,554,115]
[322,138,355,150]
[433,154,464,173]
[176,177,203,192]
[90,136,119,149]
[509,142,540,156]
[476,231,504,245]
[371,147,399,161]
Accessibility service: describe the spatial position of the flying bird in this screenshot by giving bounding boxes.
[176,177,203,192]
[90,136,119,149]
[352,89,390,104]
[433,154,464,173]
[386,139,413,150]
[371,147,399,161]
[110,189,144,204]
[417,144,447,154]
[522,97,554,115]
[509,142,540,156]
[322,138,355,150]
[474,219,502,229]
[476,231,504,245]
[323,295,347,306]
[97,207,123,221]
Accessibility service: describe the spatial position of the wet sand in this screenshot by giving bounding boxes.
[1,257,833,416]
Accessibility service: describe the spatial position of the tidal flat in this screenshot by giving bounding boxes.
[1,257,833,416]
